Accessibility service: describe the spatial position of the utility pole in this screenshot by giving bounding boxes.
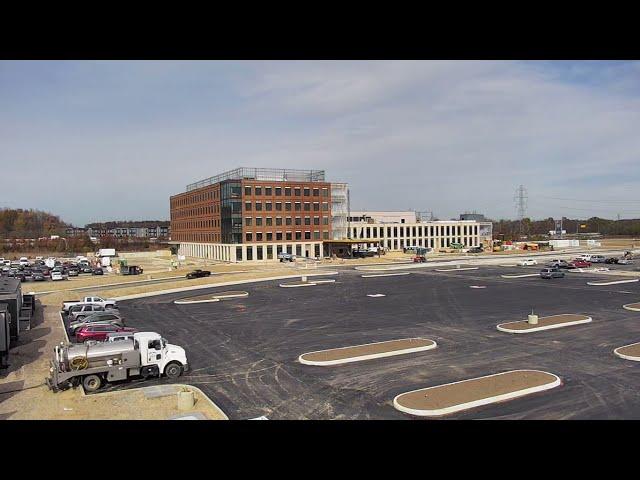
[514,185,528,238]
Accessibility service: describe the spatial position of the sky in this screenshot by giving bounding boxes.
[1,60,639,226]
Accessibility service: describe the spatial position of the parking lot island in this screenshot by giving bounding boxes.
[174,291,249,304]
[299,338,437,366]
[279,278,335,288]
[614,342,640,361]
[497,314,592,333]
[393,370,561,417]
[622,302,640,312]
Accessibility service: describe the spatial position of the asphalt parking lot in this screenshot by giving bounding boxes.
[107,264,640,419]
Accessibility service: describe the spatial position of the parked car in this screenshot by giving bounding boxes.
[467,247,484,253]
[22,270,33,281]
[75,324,137,343]
[186,269,211,279]
[92,268,104,275]
[590,255,606,263]
[79,265,94,274]
[353,250,375,258]
[69,312,126,335]
[277,252,296,262]
[32,271,46,281]
[106,331,136,342]
[68,303,107,321]
[19,257,30,266]
[618,258,634,265]
[12,271,26,282]
[540,268,565,279]
[51,270,67,281]
[67,268,79,277]
[413,255,427,263]
[518,259,538,266]
[605,257,619,264]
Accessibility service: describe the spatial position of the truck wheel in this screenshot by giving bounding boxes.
[164,362,183,378]
[77,315,85,320]
[105,304,113,310]
[83,374,102,392]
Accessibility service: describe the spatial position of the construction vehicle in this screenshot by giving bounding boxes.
[46,331,188,392]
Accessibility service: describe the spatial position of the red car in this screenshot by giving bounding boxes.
[570,259,591,268]
[75,324,137,343]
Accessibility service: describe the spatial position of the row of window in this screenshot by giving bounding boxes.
[173,232,221,243]
[245,216,330,227]
[237,244,322,261]
[351,224,481,239]
[173,219,221,230]
[171,188,219,208]
[244,186,329,198]
[172,203,220,219]
[244,201,329,212]
[246,231,329,242]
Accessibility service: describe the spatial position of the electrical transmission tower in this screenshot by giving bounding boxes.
[514,185,528,237]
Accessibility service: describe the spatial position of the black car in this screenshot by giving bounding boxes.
[352,250,375,258]
[67,268,79,277]
[186,269,211,279]
[22,270,33,281]
[468,247,484,253]
[92,268,104,275]
[32,271,45,281]
[12,271,26,282]
[605,257,619,264]
[79,265,93,274]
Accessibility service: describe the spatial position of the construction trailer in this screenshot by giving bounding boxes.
[0,278,23,341]
[0,304,10,368]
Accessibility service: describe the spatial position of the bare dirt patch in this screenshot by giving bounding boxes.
[394,370,560,416]
[300,338,436,364]
[498,314,591,331]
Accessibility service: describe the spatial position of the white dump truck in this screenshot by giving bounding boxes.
[46,331,189,392]
[62,296,117,313]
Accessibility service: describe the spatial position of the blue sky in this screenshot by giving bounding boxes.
[1,60,639,225]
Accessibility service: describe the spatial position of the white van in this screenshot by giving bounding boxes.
[19,257,29,266]
[576,254,593,261]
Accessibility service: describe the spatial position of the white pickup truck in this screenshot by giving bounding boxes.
[62,296,118,313]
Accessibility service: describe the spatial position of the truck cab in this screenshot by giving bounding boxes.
[134,332,188,379]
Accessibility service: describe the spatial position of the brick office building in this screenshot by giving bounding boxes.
[170,168,336,262]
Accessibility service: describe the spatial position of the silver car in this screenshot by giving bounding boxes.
[68,311,125,335]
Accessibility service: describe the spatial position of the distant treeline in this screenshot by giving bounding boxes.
[0,208,71,239]
[493,217,640,240]
[85,220,170,229]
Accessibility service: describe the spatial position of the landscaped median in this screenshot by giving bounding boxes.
[393,370,561,417]
[298,338,437,366]
[174,291,249,304]
[622,302,640,312]
[279,278,336,288]
[497,314,592,334]
[613,342,640,361]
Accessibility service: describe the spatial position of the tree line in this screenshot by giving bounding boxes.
[0,208,70,239]
[492,217,640,240]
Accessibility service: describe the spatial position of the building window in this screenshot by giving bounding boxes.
[246,232,253,242]
[285,202,292,211]
[304,202,311,211]
[266,202,272,211]
[275,202,282,211]
[303,187,310,196]
[295,231,302,240]
[236,246,243,261]
[276,232,283,240]
[313,202,319,211]
[314,216,320,225]
[313,188,319,196]
[245,186,252,196]
[295,217,302,226]
[286,232,292,240]
[285,187,291,196]
[256,246,263,260]
[255,217,263,226]
[294,187,301,196]
[294,202,301,211]
[322,188,329,197]
[255,202,262,211]
[286,217,292,226]
[245,217,252,227]
[313,231,321,240]
[255,186,262,196]
[246,247,253,261]
[275,187,282,196]
[322,217,329,225]
[256,232,263,241]
[304,217,311,225]
[245,202,252,211]
[276,217,282,226]
[265,187,272,196]
[266,232,273,241]
[322,202,329,211]
[304,231,311,240]
[266,217,273,226]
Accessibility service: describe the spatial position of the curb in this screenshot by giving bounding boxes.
[361,272,411,278]
[111,271,340,300]
[613,342,640,362]
[500,273,540,278]
[175,291,249,304]
[393,370,562,417]
[587,279,639,286]
[497,315,592,334]
[622,303,640,312]
[298,338,437,366]
[434,267,479,272]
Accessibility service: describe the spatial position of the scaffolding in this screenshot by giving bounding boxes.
[187,167,326,191]
[331,183,349,240]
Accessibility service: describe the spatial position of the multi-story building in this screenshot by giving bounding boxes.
[66,224,170,239]
[170,168,335,261]
[171,168,493,262]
